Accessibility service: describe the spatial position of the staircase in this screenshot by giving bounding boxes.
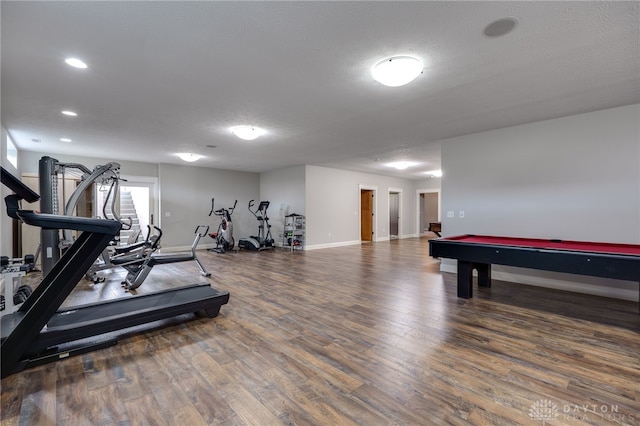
[118,190,141,244]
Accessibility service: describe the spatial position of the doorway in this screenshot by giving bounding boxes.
[96,179,157,244]
[360,188,375,242]
[389,189,402,239]
[416,189,440,237]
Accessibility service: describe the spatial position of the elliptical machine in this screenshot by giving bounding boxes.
[238,200,275,251]
[208,198,236,253]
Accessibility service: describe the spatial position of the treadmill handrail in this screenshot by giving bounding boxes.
[17,210,122,234]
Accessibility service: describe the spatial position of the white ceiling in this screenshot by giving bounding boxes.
[2,2,639,180]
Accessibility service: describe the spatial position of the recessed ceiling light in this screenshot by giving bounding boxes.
[387,161,419,170]
[176,153,204,162]
[230,125,265,141]
[65,57,88,69]
[426,169,443,177]
[372,56,423,87]
[60,138,72,143]
[61,110,77,116]
[483,17,518,38]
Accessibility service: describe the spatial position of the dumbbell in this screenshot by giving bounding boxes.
[13,291,27,305]
[13,285,32,305]
[17,285,32,297]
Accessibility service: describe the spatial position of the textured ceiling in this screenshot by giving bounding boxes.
[2,1,639,180]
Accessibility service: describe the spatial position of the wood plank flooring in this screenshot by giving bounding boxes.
[2,237,639,425]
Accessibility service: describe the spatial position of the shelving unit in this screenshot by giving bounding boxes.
[283,214,305,252]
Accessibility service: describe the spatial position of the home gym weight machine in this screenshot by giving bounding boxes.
[38,156,133,276]
[0,166,229,378]
[238,200,275,251]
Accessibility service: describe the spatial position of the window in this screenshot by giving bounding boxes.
[6,134,17,168]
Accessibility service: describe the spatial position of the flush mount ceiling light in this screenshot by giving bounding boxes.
[61,110,77,116]
[65,57,88,69]
[372,56,423,87]
[387,161,419,170]
[230,125,265,141]
[60,138,72,143]
[176,153,204,162]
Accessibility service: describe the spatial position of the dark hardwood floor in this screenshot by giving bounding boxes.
[2,237,639,425]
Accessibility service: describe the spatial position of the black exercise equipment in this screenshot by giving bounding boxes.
[0,166,229,378]
[238,200,275,251]
[85,225,162,284]
[121,225,211,290]
[208,198,236,253]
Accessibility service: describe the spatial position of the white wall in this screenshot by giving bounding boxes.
[305,165,417,249]
[19,151,158,178]
[440,104,640,301]
[260,165,306,245]
[158,163,260,249]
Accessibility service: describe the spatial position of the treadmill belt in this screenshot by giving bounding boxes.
[32,284,229,351]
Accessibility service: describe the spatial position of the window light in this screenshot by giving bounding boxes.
[372,56,423,87]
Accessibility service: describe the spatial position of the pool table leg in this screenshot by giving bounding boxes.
[457,261,492,299]
[476,263,492,288]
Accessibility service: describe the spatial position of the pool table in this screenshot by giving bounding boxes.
[429,234,640,303]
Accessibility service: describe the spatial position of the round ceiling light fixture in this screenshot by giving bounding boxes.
[176,153,204,162]
[387,161,419,170]
[65,57,88,69]
[372,56,423,87]
[230,125,265,141]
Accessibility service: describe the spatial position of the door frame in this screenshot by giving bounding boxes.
[118,175,159,230]
[388,187,403,239]
[359,184,377,242]
[416,188,440,236]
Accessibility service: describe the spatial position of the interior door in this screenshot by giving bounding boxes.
[360,189,373,241]
[389,192,399,238]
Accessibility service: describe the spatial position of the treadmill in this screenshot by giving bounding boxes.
[0,167,229,378]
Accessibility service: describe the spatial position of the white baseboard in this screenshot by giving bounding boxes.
[439,261,639,302]
[305,240,361,251]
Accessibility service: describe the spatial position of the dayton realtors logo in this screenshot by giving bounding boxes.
[528,399,637,424]
[528,399,559,425]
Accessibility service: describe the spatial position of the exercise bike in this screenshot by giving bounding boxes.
[208,198,237,253]
[238,200,275,251]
